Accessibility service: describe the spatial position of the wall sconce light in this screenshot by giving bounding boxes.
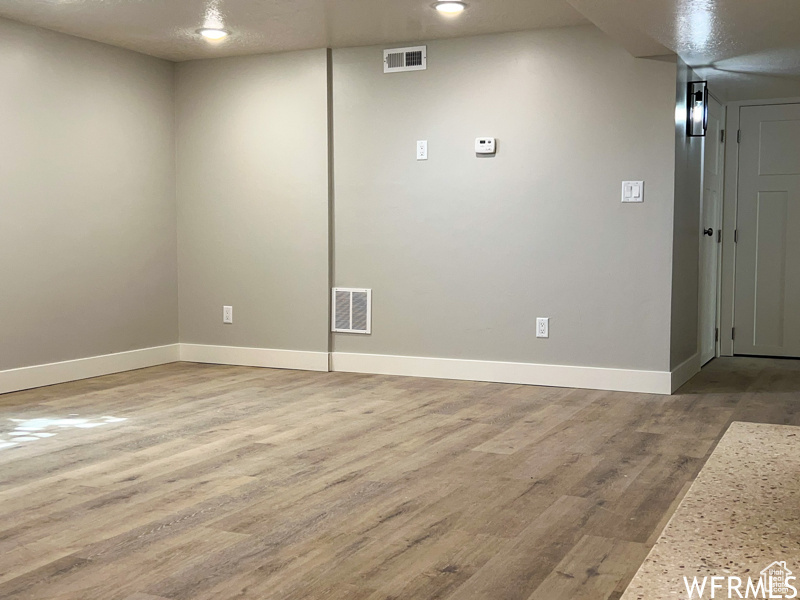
[687,80,708,137]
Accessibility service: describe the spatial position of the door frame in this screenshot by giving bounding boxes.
[719,96,800,356]
[697,94,725,365]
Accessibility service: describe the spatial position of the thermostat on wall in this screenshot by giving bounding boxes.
[475,137,496,154]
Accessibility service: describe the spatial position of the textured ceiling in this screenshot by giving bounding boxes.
[568,0,800,101]
[0,0,587,62]
[1,0,797,100]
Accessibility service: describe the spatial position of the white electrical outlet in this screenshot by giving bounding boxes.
[416,140,428,161]
[536,317,549,338]
[223,305,233,324]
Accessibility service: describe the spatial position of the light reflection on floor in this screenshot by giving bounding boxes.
[0,415,127,450]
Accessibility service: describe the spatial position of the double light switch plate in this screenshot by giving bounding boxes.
[621,181,644,203]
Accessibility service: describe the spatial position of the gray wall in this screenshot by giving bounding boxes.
[1,20,698,378]
[175,50,330,352]
[0,18,177,371]
[332,26,678,371]
[670,58,703,368]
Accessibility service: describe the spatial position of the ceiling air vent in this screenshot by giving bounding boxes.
[384,46,427,73]
[332,288,372,334]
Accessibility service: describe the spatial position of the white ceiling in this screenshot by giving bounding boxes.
[0,0,587,62]
[1,0,798,100]
[567,0,800,101]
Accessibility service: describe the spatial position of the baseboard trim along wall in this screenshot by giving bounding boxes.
[0,344,181,395]
[331,352,675,395]
[179,344,329,372]
[0,346,698,396]
[670,352,701,393]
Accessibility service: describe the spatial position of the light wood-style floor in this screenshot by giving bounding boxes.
[1,357,799,600]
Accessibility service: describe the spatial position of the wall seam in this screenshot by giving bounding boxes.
[326,47,335,369]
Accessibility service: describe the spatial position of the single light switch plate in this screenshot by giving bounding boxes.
[223,305,233,324]
[536,317,549,338]
[417,140,428,161]
[621,181,644,203]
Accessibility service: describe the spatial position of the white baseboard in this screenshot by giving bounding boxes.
[331,352,673,394]
[0,344,180,396]
[1,344,689,396]
[179,344,329,372]
[670,352,700,393]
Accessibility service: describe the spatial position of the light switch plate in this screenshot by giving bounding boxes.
[621,181,644,203]
[416,140,428,161]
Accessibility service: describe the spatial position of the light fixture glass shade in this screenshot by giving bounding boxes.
[687,80,708,137]
[434,1,467,14]
[197,28,229,40]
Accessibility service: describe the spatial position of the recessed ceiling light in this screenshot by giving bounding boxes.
[197,28,229,40]
[433,1,467,14]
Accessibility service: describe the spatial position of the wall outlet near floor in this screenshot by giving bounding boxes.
[223,305,233,324]
[536,317,549,338]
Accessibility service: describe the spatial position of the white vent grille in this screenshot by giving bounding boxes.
[383,46,427,73]
[332,288,372,334]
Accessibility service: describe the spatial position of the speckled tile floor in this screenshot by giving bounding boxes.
[621,421,800,600]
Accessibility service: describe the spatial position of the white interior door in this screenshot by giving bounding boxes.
[699,96,724,366]
[734,103,800,357]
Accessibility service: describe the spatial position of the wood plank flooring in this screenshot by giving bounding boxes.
[0,356,799,600]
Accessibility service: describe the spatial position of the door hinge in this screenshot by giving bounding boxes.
[732,327,736,340]
[715,327,719,342]
[734,229,739,243]
[721,129,725,143]
[717,229,722,243]
[737,130,741,143]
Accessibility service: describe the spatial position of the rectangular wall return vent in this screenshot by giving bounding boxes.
[332,288,372,334]
[384,46,427,73]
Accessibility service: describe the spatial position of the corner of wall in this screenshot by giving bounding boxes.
[669,58,703,371]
